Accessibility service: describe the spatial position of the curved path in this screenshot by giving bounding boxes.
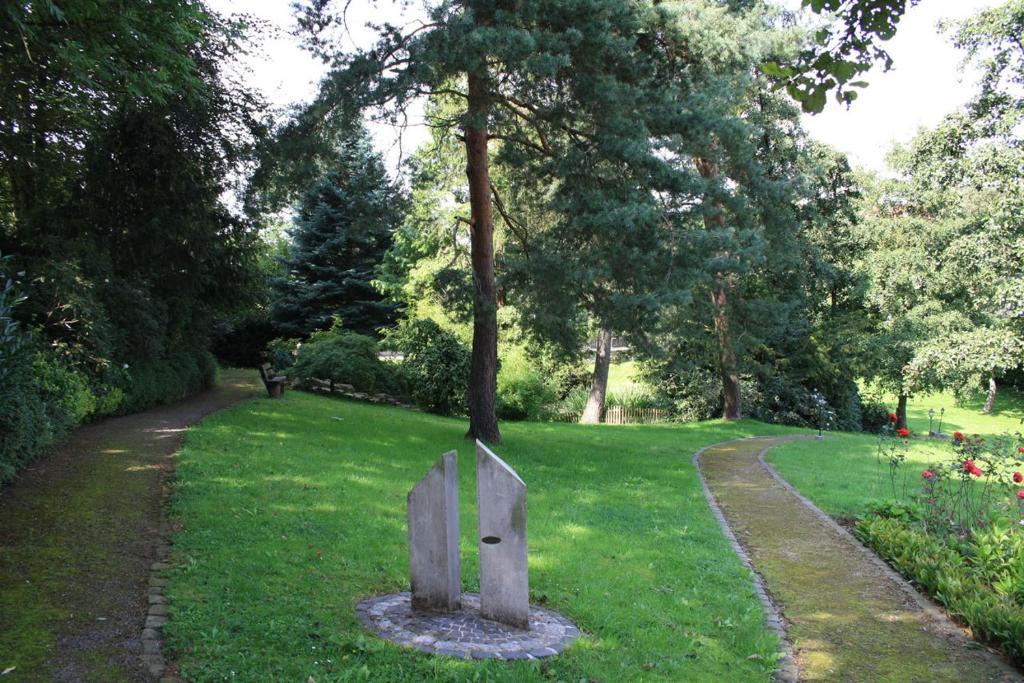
[0,369,260,682]
[697,436,1020,682]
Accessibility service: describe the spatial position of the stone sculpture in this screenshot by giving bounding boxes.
[407,450,461,612]
[476,440,529,628]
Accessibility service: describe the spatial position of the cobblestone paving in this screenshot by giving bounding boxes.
[356,592,578,660]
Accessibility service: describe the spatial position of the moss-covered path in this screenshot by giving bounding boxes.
[698,436,1020,682]
[0,369,260,682]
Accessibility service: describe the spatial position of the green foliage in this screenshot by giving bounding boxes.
[860,398,893,433]
[766,0,921,112]
[118,350,219,415]
[856,516,1024,663]
[496,346,556,421]
[0,0,266,483]
[387,319,470,416]
[271,126,403,339]
[290,323,389,394]
[267,338,300,371]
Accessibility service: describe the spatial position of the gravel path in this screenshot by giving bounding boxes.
[0,369,260,682]
[697,436,1021,682]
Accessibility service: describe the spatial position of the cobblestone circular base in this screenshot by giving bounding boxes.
[356,592,579,660]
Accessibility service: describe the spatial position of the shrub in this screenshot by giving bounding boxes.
[118,348,219,414]
[290,324,389,394]
[497,346,556,421]
[388,319,469,415]
[658,367,722,422]
[267,337,300,371]
[860,399,892,433]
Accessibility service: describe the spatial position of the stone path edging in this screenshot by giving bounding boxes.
[755,443,1019,670]
[142,389,261,683]
[692,439,798,683]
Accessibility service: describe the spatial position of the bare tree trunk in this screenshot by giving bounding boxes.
[712,282,741,420]
[580,328,612,424]
[896,393,908,430]
[464,70,501,444]
[983,371,997,413]
[696,156,741,420]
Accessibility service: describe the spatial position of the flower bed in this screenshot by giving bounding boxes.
[855,426,1024,663]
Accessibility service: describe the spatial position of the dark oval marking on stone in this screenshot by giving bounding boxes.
[481,536,501,545]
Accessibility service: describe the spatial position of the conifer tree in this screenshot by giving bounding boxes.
[272,130,402,338]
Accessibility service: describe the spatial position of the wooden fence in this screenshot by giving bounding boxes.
[551,406,669,425]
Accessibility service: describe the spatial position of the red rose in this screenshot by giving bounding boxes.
[953,431,965,442]
[1018,447,1024,454]
[889,413,898,423]
[1017,490,1024,500]
[922,469,935,480]
[969,465,983,477]
[898,427,910,438]
[1014,472,1023,484]
[964,459,975,472]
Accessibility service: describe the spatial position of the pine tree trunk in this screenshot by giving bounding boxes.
[695,156,742,421]
[712,282,741,420]
[983,371,997,413]
[580,328,613,424]
[464,70,501,444]
[896,393,908,430]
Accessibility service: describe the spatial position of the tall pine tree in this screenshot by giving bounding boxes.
[272,129,402,338]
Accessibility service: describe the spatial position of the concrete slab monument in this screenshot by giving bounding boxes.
[476,440,529,628]
[407,450,461,612]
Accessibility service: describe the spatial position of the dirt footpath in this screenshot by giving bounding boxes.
[0,369,260,682]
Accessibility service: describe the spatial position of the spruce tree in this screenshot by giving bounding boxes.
[272,130,402,338]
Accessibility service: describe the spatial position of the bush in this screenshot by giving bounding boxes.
[497,346,556,421]
[388,319,469,415]
[860,399,892,433]
[290,324,391,394]
[118,348,219,414]
[267,337,300,371]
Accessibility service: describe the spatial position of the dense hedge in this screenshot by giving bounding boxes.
[0,344,218,486]
[856,515,1024,663]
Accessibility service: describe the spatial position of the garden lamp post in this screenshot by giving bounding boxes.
[937,407,945,437]
[814,390,825,441]
[928,408,935,436]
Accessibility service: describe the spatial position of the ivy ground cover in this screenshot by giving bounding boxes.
[165,390,794,681]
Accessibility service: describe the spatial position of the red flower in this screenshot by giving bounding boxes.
[1017,490,1024,500]
[922,469,935,480]
[889,413,899,423]
[953,431,965,442]
[897,427,910,438]
[1014,472,1023,484]
[964,459,975,472]
[1018,447,1024,454]
[969,465,983,477]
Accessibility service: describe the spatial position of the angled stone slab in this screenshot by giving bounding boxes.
[476,440,529,629]
[408,450,461,612]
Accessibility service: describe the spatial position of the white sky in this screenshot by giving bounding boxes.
[209,0,1002,175]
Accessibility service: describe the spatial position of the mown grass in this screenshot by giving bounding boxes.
[165,390,799,681]
[768,389,1024,517]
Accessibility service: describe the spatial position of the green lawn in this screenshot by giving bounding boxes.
[165,390,798,681]
[767,389,1024,518]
